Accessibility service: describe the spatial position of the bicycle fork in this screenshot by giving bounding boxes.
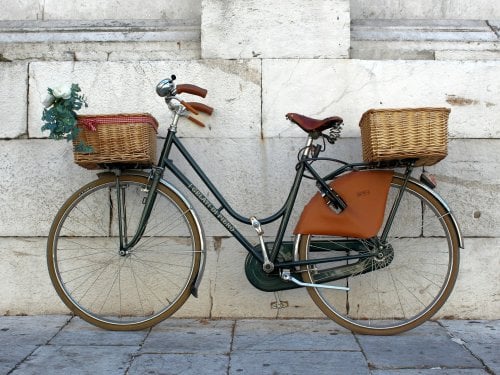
[115,167,164,254]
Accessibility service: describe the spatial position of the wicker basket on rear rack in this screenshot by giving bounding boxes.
[359,107,450,167]
[73,114,158,170]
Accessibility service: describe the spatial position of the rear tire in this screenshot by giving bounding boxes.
[298,175,460,335]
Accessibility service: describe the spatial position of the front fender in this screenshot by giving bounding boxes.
[96,170,207,296]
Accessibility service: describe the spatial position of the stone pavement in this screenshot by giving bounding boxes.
[0,316,498,375]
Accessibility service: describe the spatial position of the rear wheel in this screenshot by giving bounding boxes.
[47,174,202,330]
[298,175,460,335]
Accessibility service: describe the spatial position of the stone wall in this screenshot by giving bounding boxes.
[0,0,499,319]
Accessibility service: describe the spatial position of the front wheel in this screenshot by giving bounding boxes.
[298,175,460,335]
[47,174,202,330]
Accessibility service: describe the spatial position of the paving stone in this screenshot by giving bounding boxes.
[0,315,69,374]
[50,317,148,346]
[440,320,500,374]
[0,315,69,345]
[11,345,138,375]
[371,370,488,374]
[356,321,483,370]
[229,350,369,375]
[233,319,357,351]
[142,319,234,354]
[129,353,230,375]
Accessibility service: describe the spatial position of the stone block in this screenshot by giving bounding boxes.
[350,19,499,60]
[42,0,201,20]
[1,41,200,62]
[29,60,261,139]
[262,59,500,139]
[0,20,201,61]
[357,322,483,369]
[435,50,500,60]
[0,238,67,315]
[351,19,497,42]
[427,139,500,237]
[0,62,27,138]
[167,137,362,238]
[350,0,500,19]
[0,140,95,237]
[208,238,323,319]
[201,0,350,59]
[1,136,350,237]
[0,0,41,20]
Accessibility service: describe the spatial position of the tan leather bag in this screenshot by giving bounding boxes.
[294,170,394,239]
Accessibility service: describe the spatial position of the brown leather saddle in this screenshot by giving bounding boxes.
[286,113,343,133]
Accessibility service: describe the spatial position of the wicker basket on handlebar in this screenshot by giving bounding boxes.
[359,107,450,167]
[73,114,158,170]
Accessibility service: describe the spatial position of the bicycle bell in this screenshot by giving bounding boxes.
[156,75,177,97]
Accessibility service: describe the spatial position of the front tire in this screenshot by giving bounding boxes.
[47,174,202,330]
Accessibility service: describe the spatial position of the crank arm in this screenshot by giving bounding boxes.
[281,270,349,291]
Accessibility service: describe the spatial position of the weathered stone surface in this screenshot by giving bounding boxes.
[439,238,500,320]
[352,19,498,42]
[1,41,201,62]
[441,320,500,374]
[1,0,200,21]
[350,19,499,60]
[143,319,233,353]
[201,0,350,59]
[0,315,70,374]
[0,0,41,20]
[357,321,483,369]
[29,60,260,139]
[0,140,95,237]
[1,236,498,319]
[0,238,68,315]
[14,345,138,375]
[0,62,27,138]
[350,0,500,19]
[6,137,494,240]
[435,50,500,60]
[262,59,500,139]
[427,139,500,237]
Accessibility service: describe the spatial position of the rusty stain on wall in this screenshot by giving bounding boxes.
[446,95,479,106]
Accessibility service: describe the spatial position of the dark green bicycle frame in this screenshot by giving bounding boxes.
[118,128,413,270]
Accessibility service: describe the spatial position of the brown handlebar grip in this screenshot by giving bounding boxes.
[186,102,214,116]
[188,116,206,127]
[176,84,208,98]
[180,100,199,115]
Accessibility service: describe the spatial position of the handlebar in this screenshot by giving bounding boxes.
[185,102,214,115]
[157,75,212,128]
[176,84,208,98]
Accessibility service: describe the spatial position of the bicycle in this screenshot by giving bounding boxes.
[47,75,463,335]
